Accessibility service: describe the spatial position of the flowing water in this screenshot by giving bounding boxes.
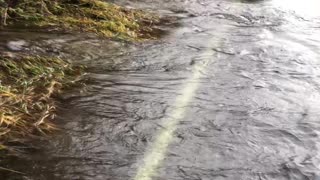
[1,0,320,179]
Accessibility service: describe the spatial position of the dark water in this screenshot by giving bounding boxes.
[1,0,320,179]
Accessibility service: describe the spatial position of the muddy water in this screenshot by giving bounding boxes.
[2,0,320,179]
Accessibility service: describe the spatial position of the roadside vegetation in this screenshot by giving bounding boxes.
[0,0,159,40]
[0,0,160,153]
[0,54,82,151]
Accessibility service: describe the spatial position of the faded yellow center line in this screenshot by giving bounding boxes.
[133,17,236,179]
[134,51,213,180]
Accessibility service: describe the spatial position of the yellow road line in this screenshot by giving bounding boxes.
[134,51,213,180]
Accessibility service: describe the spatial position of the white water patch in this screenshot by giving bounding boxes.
[272,0,320,17]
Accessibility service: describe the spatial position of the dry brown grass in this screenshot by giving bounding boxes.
[0,55,82,150]
[1,0,160,40]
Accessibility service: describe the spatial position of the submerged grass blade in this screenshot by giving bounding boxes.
[0,166,25,175]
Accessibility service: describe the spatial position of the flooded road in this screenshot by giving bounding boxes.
[2,0,320,179]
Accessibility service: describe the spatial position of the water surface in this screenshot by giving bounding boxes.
[1,0,320,179]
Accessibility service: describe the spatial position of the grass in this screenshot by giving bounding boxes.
[0,1,162,159]
[0,54,82,150]
[1,0,160,40]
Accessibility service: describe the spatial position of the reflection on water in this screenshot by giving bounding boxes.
[272,0,320,17]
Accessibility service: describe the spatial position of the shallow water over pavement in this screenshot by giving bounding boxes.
[2,0,320,179]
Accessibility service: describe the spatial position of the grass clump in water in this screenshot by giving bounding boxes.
[0,0,159,40]
[0,54,82,150]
